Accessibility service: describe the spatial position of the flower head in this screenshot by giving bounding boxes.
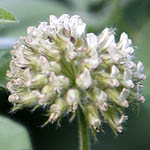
[7,14,146,134]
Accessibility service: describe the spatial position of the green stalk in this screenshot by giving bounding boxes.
[77,107,90,150]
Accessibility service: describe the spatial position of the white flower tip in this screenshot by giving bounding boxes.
[124,69,132,81]
[24,81,31,87]
[76,68,92,89]
[99,91,107,101]
[127,61,136,69]
[76,22,86,37]
[126,80,134,88]
[137,61,144,73]
[66,89,79,112]
[113,54,121,63]
[70,103,78,112]
[95,90,108,111]
[83,58,101,70]
[8,94,19,102]
[124,69,134,88]
[25,36,33,43]
[6,71,13,78]
[49,15,57,24]
[142,74,146,80]
[138,74,146,80]
[120,32,128,40]
[111,65,119,77]
[38,22,48,31]
[119,32,132,49]
[121,100,129,108]
[98,28,111,43]
[58,14,69,24]
[116,126,123,133]
[86,33,97,49]
[49,113,59,124]
[116,115,128,125]
[126,47,134,54]
[69,15,86,38]
[100,103,108,111]
[27,26,36,35]
[49,104,61,123]
[111,79,120,87]
[120,88,130,100]
[66,43,77,60]
[122,115,128,121]
[138,95,145,103]
[92,118,101,132]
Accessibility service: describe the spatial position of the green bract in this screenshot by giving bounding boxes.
[7,14,146,134]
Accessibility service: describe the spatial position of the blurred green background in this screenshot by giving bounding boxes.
[0,0,150,150]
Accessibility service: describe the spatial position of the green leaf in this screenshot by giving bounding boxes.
[0,8,16,23]
[0,115,32,150]
[0,49,11,89]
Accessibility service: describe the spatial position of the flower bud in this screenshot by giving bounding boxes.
[106,89,129,108]
[96,71,120,88]
[83,49,101,70]
[87,33,97,49]
[49,98,66,123]
[8,94,19,103]
[111,65,119,78]
[25,74,48,88]
[118,32,132,49]
[123,69,134,88]
[69,15,86,39]
[87,104,101,132]
[66,89,80,112]
[91,88,108,111]
[76,68,92,89]
[113,114,128,133]
[135,61,146,80]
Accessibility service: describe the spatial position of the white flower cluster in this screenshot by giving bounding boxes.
[7,14,146,134]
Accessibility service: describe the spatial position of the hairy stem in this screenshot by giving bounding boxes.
[77,107,90,150]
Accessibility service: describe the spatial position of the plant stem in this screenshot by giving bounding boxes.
[77,107,90,150]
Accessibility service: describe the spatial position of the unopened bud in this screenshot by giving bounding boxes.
[87,104,101,132]
[49,98,66,123]
[66,89,80,112]
[25,74,48,88]
[8,94,19,103]
[76,68,92,89]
